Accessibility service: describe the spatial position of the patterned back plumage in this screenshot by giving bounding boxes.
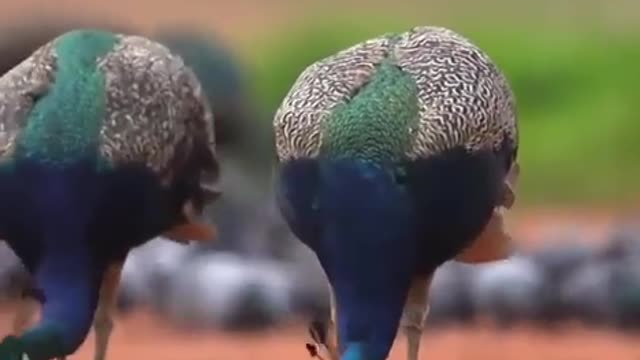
[0,32,217,188]
[274,26,517,162]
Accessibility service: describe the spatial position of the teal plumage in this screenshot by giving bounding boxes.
[14,30,114,166]
[321,61,420,163]
[0,29,219,360]
[274,26,518,360]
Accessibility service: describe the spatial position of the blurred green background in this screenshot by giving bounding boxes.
[2,0,638,209]
[245,15,639,207]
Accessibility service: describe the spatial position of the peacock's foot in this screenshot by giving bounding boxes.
[0,335,29,360]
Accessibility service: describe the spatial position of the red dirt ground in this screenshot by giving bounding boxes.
[0,209,639,359]
[2,308,640,360]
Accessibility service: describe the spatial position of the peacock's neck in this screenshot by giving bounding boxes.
[19,243,104,359]
[315,158,415,360]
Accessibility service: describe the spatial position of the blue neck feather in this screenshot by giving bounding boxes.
[15,29,116,168]
[22,245,103,357]
[0,160,171,358]
[0,161,104,358]
[277,149,504,360]
[316,158,415,360]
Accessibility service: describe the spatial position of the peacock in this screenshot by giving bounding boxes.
[5,27,263,360]
[274,26,519,360]
[0,29,219,360]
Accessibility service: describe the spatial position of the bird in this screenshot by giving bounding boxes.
[273,26,518,360]
[0,29,219,360]
[0,17,155,360]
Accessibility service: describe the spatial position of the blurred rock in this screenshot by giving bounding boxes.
[529,231,595,278]
[597,225,640,331]
[529,233,596,327]
[470,256,545,328]
[164,252,293,331]
[603,222,640,259]
[426,261,476,328]
[118,237,197,312]
[609,258,640,331]
[559,259,615,327]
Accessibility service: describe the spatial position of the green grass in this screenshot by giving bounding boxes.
[243,17,640,206]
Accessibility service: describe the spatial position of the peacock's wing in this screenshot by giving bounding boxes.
[392,27,519,263]
[393,26,517,162]
[274,36,394,162]
[97,35,220,214]
[395,27,519,264]
[0,41,55,163]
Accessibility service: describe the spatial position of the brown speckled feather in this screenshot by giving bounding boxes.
[0,42,55,161]
[274,26,517,164]
[98,35,218,191]
[0,33,219,211]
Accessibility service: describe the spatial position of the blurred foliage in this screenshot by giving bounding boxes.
[245,16,640,206]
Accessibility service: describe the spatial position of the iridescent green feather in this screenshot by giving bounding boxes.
[15,30,118,168]
[321,60,419,164]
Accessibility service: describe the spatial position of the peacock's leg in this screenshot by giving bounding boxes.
[325,284,340,360]
[402,276,432,360]
[502,161,519,210]
[93,263,123,360]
